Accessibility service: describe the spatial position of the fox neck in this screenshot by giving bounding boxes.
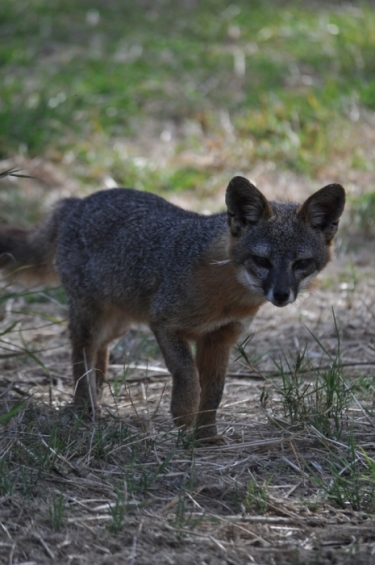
[192,233,266,323]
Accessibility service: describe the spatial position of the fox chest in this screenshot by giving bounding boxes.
[179,298,261,338]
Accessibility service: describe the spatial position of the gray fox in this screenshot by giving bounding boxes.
[0,176,345,440]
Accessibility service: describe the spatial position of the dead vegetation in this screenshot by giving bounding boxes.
[1,236,375,564]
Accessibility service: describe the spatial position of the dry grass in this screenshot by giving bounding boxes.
[1,241,375,564]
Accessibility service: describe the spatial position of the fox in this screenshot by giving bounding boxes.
[0,176,345,440]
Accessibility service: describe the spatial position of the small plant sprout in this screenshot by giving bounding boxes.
[48,492,66,531]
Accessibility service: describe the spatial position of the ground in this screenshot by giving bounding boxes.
[1,189,375,564]
[1,1,375,563]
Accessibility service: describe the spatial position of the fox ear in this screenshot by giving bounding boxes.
[225,176,272,236]
[297,184,345,243]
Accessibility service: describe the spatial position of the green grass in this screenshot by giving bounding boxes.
[308,435,375,513]
[349,191,375,236]
[237,316,375,514]
[274,347,351,440]
[48,492,66,531]
[239,314,354,440]
[245,477,269,514]
[236,307,375,514]
[1,0,375,190]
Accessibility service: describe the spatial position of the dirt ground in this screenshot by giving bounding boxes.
[1,167,375,565]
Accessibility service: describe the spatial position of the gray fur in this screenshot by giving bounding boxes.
[0,176,345,440]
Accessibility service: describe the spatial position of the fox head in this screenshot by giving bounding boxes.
[225,176,345,307]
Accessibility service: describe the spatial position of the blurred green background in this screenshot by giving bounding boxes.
[1,0,375,229]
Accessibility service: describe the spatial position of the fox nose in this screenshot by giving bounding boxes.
[273,288,290,305]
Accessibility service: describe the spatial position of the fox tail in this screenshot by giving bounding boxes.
[0,198,78,285]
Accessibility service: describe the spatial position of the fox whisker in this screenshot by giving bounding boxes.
[211,259,231,266]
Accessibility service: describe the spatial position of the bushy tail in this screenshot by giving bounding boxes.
[0,198,79,285]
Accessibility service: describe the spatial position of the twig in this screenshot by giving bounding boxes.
[109,363,169,374]
[289,440,309,480]
[227,361,375,380]
[32,532,54,560]
[338,373,375,427]
[129,520,143,565]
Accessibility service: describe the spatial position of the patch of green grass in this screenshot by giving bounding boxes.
[245,477,269,514]
[274,347,351,440]
[352,374,375,402]
[1,0,375,183]
[163,168,212,193]
[308,434,375,513]
[22,286,67,306]
[0,400,27,426]
[348,192,375,237]
[176,428,197,450]
[238,313,375,516]
[174,494,205,537]
[235,334,269,368]
[0,460,15,496]
[108,485,128,533]
[0,404,178,500]
[48,492,66,531]
[254,327,352,441]
[173,457,205,536]
[260,316,353,440]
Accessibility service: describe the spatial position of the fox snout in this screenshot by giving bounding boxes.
[267,286,295,307]
[264,267,297,307]
[236,259,316,307]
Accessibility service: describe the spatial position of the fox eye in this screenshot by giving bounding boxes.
[294,258,313,270]
[252,255,272,269]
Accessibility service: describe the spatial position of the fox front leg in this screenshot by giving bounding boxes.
[195,322,242,441]
[151,327,200,429]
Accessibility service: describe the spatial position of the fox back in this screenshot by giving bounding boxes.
[0,176,345,441]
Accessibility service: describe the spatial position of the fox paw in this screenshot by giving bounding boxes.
[195,433,227,445]
[73,397,102,421]
[195,425,227,445]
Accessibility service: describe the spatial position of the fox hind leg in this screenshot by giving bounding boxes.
[95,345,109,399]
[68,304,111,417]
[71,337,100,417]
[69,302,132,416]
